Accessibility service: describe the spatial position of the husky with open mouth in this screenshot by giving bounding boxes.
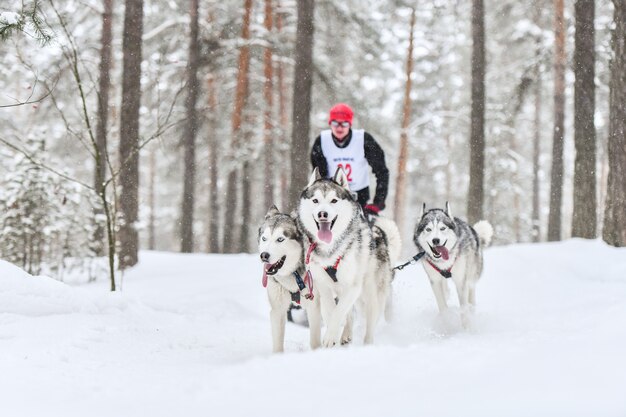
[297,167,401,347]
[414,203,493,328]
[258,206,321,353]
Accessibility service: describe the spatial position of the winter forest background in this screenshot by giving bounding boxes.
[1,0,625,286]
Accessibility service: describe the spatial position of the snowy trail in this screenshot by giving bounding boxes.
[0,240,625,417]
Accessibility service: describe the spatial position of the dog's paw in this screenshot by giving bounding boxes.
[322,330,341,348]
[341,334,352,345]
[322,338,336,348]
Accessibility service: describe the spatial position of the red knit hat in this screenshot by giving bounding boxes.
[328,103,353,124]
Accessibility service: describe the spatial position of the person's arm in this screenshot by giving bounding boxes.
[364,132,389,209]
[310,135,328,177]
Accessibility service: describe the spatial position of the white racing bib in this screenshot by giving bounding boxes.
[320,129,369,191]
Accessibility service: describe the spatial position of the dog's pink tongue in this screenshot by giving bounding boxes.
[436,246,449,260]
[317,221,333,243]
[262,263,271,287]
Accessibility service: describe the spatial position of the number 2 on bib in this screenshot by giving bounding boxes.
[337,163,353,182]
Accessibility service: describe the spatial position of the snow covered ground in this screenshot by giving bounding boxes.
[1,239,625,417]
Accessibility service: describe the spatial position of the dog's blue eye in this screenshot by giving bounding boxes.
[426,228,432,232]
[262,236,267,241]
[331,199,338,204]
[312,199,318,204]
[277,237,285,242]
[440,227,446,231]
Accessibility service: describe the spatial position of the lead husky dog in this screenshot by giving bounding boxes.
[258,206,321,353]
[414,203,493,328]
[297,167,401,347]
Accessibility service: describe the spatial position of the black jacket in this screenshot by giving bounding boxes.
[310,130,389,209]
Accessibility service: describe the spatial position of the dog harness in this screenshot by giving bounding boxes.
[393,251,454,278]
[290,271,307,304]
[324,256,342,282]
[305,241,343,286]
[393,251,426,271]
[426,259,453,278]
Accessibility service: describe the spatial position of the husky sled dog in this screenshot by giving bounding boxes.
[297,167,401,347]
[258,206,321,353]
[414,203,493,328]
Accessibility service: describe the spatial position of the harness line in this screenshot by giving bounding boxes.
[393,251,455,279]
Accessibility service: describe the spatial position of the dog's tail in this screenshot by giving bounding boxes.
[473,220,494,247]
[373,215,402,265]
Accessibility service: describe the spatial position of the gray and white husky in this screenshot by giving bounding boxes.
[414,203,493,328]
[297,167,401,347]
[258,206,321,353]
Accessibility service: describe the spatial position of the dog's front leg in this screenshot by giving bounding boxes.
[455,281,473,330]
[306,298,322,349]
[341,310,353,345]
[318,286,335,325]
[428,275,448,313]
[323,285,361,347]
[270,307,287,353]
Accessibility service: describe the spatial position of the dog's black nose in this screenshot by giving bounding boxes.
[317,211,329,221]
[260,252,270,262]
[432,238,440,246]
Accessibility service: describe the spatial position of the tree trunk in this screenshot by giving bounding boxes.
[547,0,566,241]
[93,0,113,256]
[240,159,252,252]
[287,0,315,210]
[263,0,275,212]
[603,0,626,247]
[118,0,144,269]
[148,148,156,250]
[207,74,220,253]
[393,7,416,230]
[223,0,253,253]
[181,0,200,253]
[532,7,543,242]
[572,0,597,238]
[467,0,486,224]
[275,4,290,212]
[532,70,542,242]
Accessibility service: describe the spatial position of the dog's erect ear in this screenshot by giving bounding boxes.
[445,201,452,218]
[264,204,280,220]
[307,167,322,187]
[333,166,350,190]
[420,203,426,218]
